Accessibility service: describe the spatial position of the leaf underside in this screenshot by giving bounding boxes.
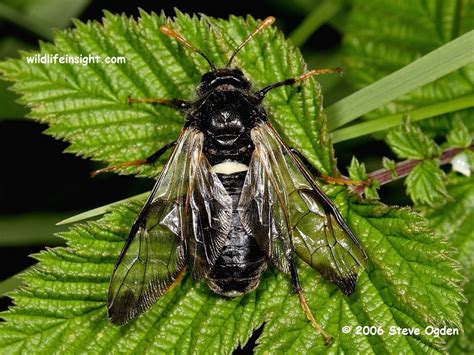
[0,12,466,354]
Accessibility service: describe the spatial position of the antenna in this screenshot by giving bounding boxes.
[257,67,343,99]
[160,25,216,71]
[227,16,275,67]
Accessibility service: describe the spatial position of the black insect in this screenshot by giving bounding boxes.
[104,16,367,344]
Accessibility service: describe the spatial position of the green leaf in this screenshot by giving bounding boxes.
[0,0,91,119]
[450,279,474,354]
[0,273,24,297]
[348,156,368,181]
[405,160,449,206]
[427,175,474,288]
[382,157,397,179]
[0,11,336,176]
[347,157,380,199]
[0,190,464,353]
[385,120,454,206]
[0,12,465,353]
[342,0,474,135]
[424,175,474,353]
[385,120,473,206]
[347,157,369,181]
[386,120,442,160]
[467,150,474,167]
[0,36,31,120]
[445,118,472,149]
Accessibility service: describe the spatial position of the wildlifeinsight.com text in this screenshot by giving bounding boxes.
[26,54,126,66]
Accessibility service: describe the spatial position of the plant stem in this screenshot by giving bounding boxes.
[352,145,474,194]
[289,0,343,47]
[331,94,474,143]
[326,30,474,131]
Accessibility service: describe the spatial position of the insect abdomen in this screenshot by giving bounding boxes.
[207,171,267,297]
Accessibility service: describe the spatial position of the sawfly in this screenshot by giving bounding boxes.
[100,16,368,344]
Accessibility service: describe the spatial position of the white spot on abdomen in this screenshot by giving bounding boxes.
[211,161,249,175]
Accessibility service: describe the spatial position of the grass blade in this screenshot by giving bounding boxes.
[289,0,343,47]
[326,30,474,131]
[332,94,474,143]
[56,191,149,225]
[0,213,67,246]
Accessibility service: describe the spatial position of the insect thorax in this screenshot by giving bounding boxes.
[189,75,265,166]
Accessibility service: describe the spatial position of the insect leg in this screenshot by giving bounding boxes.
[127,97,190,110]
[143,141,178,164]
[257,67,343,99]
[91,140,177,177]
[317,174,370,186]
[289,256,333,345]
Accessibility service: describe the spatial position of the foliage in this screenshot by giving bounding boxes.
[385,120,448,206]
[0,191,464,354]
[0,11,335,177]
[425,175,474,354]
[347,157,380,199]
[344,1,474,353]
[0,0,91,118]
[344,0,474,135]
[0,5,472,355]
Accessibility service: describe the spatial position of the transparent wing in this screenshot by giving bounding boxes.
[187,156,233,278]
[107,205,186,325]
[108,127,232,324]
[239,122,367,295]
[238,150,293,274]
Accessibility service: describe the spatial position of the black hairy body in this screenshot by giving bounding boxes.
[208,172,267,296]
[186,69,268,295]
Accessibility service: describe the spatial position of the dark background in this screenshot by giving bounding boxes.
[0,1,401,351]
